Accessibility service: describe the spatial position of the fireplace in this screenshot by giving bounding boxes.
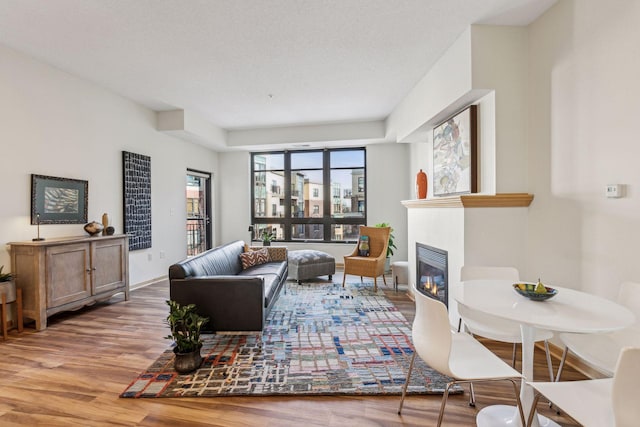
[416,243,448,307]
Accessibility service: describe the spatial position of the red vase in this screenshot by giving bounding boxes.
[416,169,428,199]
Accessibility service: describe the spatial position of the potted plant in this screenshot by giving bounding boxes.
[261,230,275,246]
[0,265,11,282]
[375,223,397,272]
[165,300,209,374]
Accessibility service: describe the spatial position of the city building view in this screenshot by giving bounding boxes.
[251,149,366,242]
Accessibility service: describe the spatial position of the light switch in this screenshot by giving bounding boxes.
[606,184,623,198]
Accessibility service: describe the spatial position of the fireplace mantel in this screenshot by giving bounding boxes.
[402,193,533,209]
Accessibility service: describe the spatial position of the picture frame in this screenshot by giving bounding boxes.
[432,105,478,196]
[31,174,88,224]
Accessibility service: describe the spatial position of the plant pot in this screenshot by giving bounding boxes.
[173,346,203,374]
[262,241,271,246]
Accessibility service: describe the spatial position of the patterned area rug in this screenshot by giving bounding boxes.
[121,282,459,398]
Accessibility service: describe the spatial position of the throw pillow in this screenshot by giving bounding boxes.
[358,235,370,257]
[239,247,271,269]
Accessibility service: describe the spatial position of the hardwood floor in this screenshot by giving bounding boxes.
[0,274,584,426]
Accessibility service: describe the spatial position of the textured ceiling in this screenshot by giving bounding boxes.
[0,0,556,131]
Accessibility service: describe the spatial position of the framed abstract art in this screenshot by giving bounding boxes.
[432,105,478,196]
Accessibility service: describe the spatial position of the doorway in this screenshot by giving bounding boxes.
[186,170,212,256]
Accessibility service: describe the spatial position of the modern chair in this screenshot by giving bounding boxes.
[458,266,555,381]
[398,285,525,427]
[526,346,640,427]
[342,225,390,292]
[555,281,640,381]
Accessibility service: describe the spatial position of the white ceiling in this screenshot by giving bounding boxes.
[0,0,556,132]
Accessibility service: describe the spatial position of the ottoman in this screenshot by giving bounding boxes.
[288,250,336,284]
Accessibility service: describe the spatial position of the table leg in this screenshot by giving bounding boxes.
[520,324,560,427]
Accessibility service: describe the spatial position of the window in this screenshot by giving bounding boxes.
[251,148,366,242]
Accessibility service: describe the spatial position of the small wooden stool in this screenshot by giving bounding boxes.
[0,281,23,340]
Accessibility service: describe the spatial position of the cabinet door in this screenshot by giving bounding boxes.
[91,238,126,295]
[46,243,91,308]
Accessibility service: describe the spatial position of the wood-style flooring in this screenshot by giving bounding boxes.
[0,274,584,426]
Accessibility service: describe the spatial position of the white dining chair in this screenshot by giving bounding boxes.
[526,346,640,427]
[555,281,640,381]
[459,266,555,381]
[398,285,525,427]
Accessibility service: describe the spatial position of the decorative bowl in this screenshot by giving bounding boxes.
[513,283,558,301]
[84,221,104,236]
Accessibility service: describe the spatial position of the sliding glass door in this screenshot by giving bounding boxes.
[186,170,212,256]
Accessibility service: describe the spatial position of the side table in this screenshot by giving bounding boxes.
[391,261,409,292]
[0,280,23,340]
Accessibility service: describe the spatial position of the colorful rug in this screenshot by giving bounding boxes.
[120,282,459,398]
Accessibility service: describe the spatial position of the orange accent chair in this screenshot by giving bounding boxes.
[342,226,390,292]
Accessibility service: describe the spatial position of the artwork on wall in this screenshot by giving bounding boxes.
[432,105,478,197]
[31,174,88,224]
[122,151,152,251]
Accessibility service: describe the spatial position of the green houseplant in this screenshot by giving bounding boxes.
[375,222,397,258]
[375,223,397,273]
[0,265,12,282]
[261,230,275,246]
[165,300,209,373]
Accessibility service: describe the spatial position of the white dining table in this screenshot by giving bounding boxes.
[453,279,636,427]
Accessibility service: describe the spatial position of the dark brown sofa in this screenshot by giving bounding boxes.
[168,240,288,332]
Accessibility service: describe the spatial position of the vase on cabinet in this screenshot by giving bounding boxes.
[101,213,110,236]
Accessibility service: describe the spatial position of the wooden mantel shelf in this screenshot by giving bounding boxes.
[401,193,534,208]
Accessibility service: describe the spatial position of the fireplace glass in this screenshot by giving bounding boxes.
[416,243,448,307]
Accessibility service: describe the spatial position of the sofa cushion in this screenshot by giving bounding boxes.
[239,248,271,270]
[239,261,287,306]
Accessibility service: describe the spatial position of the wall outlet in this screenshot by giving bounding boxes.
[606,184,624,198]
[159,251,166,259]
[147,253,153,261]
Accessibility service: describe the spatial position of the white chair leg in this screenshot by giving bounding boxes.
[555,346,569,382]
[437,382,454,427]
[526,392,544,427]
[508,378,526,427]
[544,340,554,382]
[398,352,416,415]
[468,382,476,407]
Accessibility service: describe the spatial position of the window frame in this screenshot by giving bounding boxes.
[250,148,367,243]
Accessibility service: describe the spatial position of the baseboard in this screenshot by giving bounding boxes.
[130,276,167,291]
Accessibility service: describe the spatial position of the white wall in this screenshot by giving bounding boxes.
[386,28,472,143]
[391,25,531,199]
[397,0,640,300]
[217,142,410,263]
[471,25,529,193]
[526,0,640,295]
[0,43,218,287]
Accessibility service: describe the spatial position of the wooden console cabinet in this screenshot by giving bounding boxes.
[9,235,130,330]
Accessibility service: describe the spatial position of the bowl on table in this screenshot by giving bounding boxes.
[513,283,558,301]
